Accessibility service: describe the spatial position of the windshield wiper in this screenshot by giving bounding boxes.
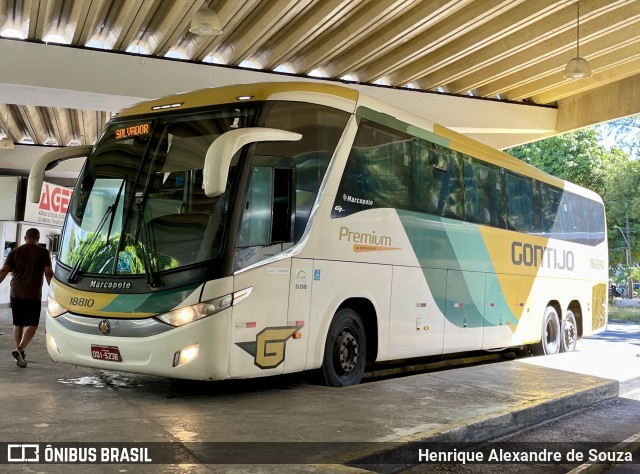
[106,177,126,243]
[135,202,159,288]
[67,205,114,283]
[68,179,126,283]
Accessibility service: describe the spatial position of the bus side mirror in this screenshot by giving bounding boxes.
[203,128,302,197]
[27,145,92,203]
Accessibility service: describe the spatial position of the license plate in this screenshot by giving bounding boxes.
[91,344,122,362]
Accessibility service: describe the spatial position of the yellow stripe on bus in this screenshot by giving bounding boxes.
[49,279,155,318]
[118,82,360,117]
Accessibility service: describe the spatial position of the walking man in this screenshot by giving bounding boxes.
[0,228,53,367]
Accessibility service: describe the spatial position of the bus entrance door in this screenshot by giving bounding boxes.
[230,260,293,378]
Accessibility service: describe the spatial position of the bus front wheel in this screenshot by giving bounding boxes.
[561,310,578,352]
[533,306,561,355]
[321,309,367,387]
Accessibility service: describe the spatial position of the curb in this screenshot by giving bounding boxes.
[341,379,622,472]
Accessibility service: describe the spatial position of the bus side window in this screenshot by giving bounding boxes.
[238,166,293,247]
[463,158,479,223]
[442,150,463,220]
[540,183,559,236]
[567,193,582,240]
[272,168,293,243]
[556,198,573,236]
[531,181,542,233]
[238,167,273,247]
[259,101,349,232]
[546,187,566,237]
[484,163,507,229]
[359,122,410,209]
[411,138,468,221]
[506,172,534,232]
[335,118,412,215]
[235,163,294,270]
[494,168,507,228]
[462,157,505,227]
[588,200,606,245]
[463,156,501,225]
[293,151,331,242]
[411,139,442,214]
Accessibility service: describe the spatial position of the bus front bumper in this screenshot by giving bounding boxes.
[45,310,232,381]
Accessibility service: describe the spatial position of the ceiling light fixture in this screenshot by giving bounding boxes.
[0,137,14,150]
[564,1,591,79]
[0,109,14,150]
[189,9,222,36]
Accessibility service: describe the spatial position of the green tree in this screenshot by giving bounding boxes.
[596,116,640,268]
[603,159,640,266]
[505,128,626,197]
[506,128,636,273]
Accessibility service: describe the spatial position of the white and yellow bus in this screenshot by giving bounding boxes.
[29,82,608,386]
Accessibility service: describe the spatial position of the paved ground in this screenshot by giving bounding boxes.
[1,308,639,473]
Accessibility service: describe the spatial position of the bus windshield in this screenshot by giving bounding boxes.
[58,108,256,277]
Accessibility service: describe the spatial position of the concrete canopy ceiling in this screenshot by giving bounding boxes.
[1,0,640,179]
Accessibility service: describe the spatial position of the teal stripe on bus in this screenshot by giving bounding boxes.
[397,209,519,329]
[102,284,201,314]
[355,106,451,148]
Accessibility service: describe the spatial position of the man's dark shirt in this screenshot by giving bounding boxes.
[5,243,52,300]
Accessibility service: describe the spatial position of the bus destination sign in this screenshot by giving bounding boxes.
[115,123,151,140]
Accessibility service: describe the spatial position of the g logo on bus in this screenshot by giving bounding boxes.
[236,325,303,369]
[98,319,111,336]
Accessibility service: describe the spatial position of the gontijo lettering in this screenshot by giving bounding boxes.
[511,241,574,270]
[115,123,150,139]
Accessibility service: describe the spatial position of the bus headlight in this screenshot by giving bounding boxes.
[47,296,68,318]
[156,293,233,327]
[47,333,60,353]
[173,343,199,367]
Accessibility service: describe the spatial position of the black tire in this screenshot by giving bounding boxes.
[533,306,561,355]
[561,310,578,352]
[321,308,367,387]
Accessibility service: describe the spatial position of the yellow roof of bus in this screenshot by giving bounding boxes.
[116,82,359,117]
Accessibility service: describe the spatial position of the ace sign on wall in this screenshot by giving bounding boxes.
[24,182,72,227]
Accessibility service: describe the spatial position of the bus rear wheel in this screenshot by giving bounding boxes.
[533,306,561,355]
[561,310,578,352]
[321,309,367,387]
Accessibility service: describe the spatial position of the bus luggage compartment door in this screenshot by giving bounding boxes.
[443,270,484,352]
[387,266,445,359]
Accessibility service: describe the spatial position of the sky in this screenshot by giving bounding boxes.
[595,115,640,159]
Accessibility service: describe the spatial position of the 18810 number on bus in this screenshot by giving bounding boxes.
[70,297,94,307]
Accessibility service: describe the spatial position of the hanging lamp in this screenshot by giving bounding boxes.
[0,136,13,150]
[189,8,222,36]
[564,1,591,79]
[0,109,14,149]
